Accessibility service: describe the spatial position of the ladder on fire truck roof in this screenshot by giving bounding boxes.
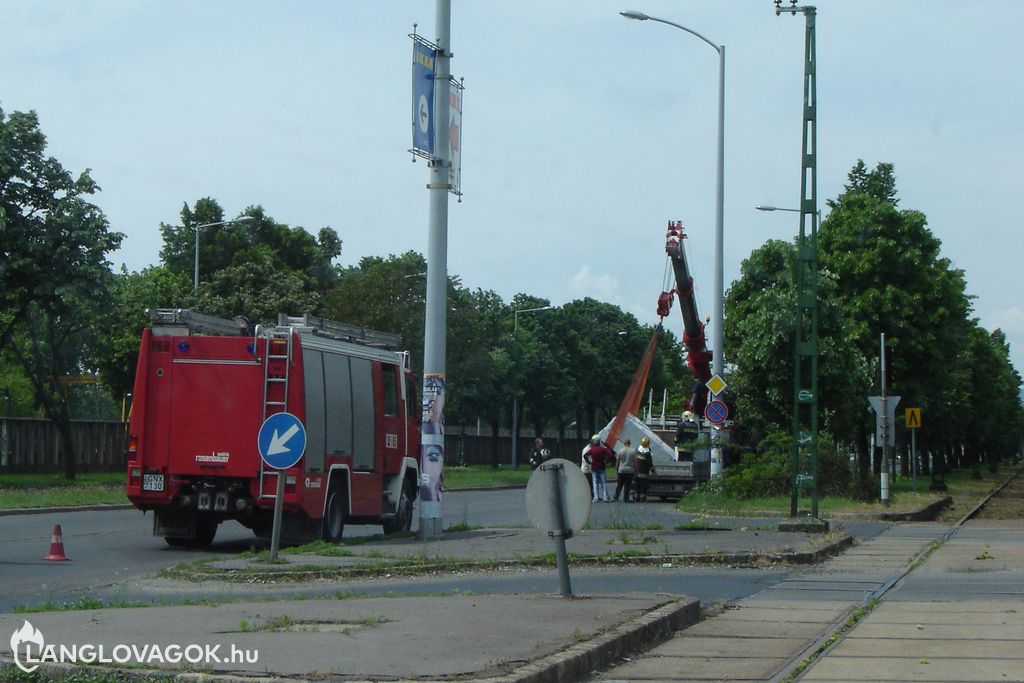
[147,309,401,350]
[277,314,401,351]
[148,309,251,336]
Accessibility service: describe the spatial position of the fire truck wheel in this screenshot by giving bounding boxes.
[383,482,414,535]
[323,488,346,543]
[192,513,219,547]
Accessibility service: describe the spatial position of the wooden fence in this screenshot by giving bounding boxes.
[445,429,589,467]
[0,418,588,473]
[0,418,128,472]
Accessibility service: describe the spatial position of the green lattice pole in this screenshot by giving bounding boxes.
[776,2,819,518]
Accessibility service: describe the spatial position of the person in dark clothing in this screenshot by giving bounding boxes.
[528,437,548,470]
[613,438,636,502]
[634,436,655,502]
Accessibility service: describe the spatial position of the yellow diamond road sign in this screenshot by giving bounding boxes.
[706,374,727,396]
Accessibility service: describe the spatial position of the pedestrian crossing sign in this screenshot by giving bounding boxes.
[905,407,922,429]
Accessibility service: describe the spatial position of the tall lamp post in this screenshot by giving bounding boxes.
[512,305,552,468]
[192,216,256,293]
[620,10,725,382]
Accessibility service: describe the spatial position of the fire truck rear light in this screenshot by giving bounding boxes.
[179,494,193,508]
[177,341,190,352]
[247,342,256,354]
[130,467,141,481]
[285,475,296,492]
[127,435,138,460]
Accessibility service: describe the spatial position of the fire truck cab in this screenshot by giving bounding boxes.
[126,310,420,547]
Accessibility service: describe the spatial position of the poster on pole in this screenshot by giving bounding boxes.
[447,81,463,196]
[419,375,445,519]
[411,38,437,158]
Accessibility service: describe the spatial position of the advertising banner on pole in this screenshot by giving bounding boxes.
[447,83,463,195]
[411,39,436,158]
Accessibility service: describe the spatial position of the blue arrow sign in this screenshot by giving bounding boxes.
[258,412,306,470]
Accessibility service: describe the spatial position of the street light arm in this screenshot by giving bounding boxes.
[621,11,722,54]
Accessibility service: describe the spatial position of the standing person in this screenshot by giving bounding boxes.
[529,437,548,470]
[634,436,656,502]
[585,435,614,502]
[580,440,593,493]
[613,438,636,502]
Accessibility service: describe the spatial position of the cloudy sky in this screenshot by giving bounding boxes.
[4,0,1022,375]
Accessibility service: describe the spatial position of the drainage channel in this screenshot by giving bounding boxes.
[769,465,1024,683]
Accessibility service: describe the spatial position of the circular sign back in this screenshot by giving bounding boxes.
[525,459,592,535]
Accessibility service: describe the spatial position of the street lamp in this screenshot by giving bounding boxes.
[620,10,725,381]
[192,216,256,293]
[756,205,822,221]
[512,305,553,468]
[622,9,727,479]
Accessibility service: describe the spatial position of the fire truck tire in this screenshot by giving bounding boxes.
[383,481,415,534]
[163,513,218,548]
[323,488,346,543]
[192,513,219,547]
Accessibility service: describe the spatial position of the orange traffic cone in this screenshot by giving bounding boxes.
[43,524,70,561]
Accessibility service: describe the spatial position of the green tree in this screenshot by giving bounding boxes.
[0,107,124,478]
[820,161,971,482]
[321,251,428,372]
[159,199,342,299]
[723,239,866,465]
[96,265,192,401]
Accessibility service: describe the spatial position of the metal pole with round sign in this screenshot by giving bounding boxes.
[525,459,591,597]
[258,413,306,560]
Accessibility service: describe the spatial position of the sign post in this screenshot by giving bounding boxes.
[525,459,591,597]
[906,407,921,492]
[258,413,306,561]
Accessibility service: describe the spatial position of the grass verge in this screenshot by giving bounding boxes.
[0,472,126,509]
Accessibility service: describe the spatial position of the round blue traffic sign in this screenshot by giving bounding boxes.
[258,412,306,470]
[705,400,729,425]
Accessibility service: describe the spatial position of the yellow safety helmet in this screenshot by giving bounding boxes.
[640,436,650,447]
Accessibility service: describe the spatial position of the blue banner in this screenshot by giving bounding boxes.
[411,40,436,157]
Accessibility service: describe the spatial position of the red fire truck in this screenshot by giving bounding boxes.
[126,310,420,547]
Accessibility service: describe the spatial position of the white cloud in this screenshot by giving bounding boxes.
[568,265,620,302]
[987,308,1024,336]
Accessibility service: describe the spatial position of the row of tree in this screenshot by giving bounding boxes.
[0,107,687,475]
[724,161,1023,494]
[3,106,1021,485]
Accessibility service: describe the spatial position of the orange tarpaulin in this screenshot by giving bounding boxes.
[605,324,661,449]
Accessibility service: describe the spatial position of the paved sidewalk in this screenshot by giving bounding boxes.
[801,519,1024,682]
[601,519,1024,682]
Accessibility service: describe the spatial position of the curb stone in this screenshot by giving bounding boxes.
[0,503,132,517]
[481,596,701,683]
[176,534,854,582]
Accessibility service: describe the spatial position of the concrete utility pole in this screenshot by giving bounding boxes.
[419,0,452,540]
